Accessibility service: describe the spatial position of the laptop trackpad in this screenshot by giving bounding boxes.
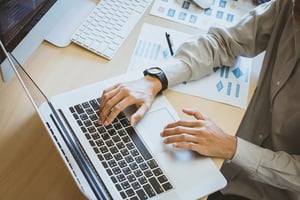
[135,106,196,161]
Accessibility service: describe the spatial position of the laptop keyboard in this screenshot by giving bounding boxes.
[71,0,152,60]
[69,98,173,199]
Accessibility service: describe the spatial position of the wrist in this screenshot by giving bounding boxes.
[144,75,163,96]
[143,67,168,95]
[226,135,237,160]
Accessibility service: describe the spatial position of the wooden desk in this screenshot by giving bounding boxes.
[0,5,255,200]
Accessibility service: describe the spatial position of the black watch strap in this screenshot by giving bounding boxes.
[143,67,168,94]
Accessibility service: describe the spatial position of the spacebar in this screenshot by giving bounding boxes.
[125,126,153,160]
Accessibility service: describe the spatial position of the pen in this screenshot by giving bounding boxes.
[165,32,174,56]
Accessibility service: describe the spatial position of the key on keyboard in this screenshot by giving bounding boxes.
[71,0,152,60]
[69,98,173,200]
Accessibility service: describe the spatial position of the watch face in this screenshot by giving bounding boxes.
[148,67,162,74]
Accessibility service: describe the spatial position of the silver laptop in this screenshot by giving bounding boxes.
[0,41,226,200]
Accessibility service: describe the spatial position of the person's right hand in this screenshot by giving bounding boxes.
[98,75,163,126]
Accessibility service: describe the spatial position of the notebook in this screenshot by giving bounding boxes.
[0,41,226,200]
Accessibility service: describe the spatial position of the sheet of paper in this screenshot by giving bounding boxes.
[128,23,252,108]
[171,57,252,108]
[127,24,191,72]
[150,0,255,31]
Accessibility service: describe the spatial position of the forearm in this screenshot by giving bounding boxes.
[232,138,300,193]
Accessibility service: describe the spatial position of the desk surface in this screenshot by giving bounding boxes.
[0,3,255,200]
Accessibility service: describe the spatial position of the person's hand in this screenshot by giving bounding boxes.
[98,76,162,126]
[160,108,237,159]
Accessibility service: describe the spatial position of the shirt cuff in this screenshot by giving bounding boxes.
[160,56,191,87]
[231,137,261,177]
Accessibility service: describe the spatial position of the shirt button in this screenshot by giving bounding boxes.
[259,134,263,139]
[276,81,280,86]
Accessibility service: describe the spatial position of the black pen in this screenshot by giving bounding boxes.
[165,32,174,56]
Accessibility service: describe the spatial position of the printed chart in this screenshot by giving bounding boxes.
[150,0,255,31]
[172,57,252,108]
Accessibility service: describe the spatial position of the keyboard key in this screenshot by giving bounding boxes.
[74,104,84,114]
[125,188,135,197]
[106,168,113,176]
[112,166,122,175]
[111,176,117,183]
[120,191,127,199]
[138,177,148,185]
[122,167,131,175]
[143,184,156,198]
[114,153,123,162]
[144,170,153,178]
[149,177,164,194]
[116,184,122,191]
[157,175,168,184]
[104,152,113,160]
[129,162,138,170]
[122,181,131,190]
[147,159,158,169]
[162,182,173,191]
[139,163,148,170]
[153,168,163,176]
[97,154,104,161]
[134,169,143,178]
[69,107,75,113]
[110,146,118,154]
[89,99,99,110]
[136,189,148,200]
[127,174,137,182]
[126,127,152,160]
[108,160,117,168]
[125,155,134,163]
[117,174,126,182]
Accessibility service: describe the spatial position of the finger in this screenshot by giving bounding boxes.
[130,104,150,125]
[164,120,204,129]
[99,86,127,124]
[163,133,200,144]
[182,108,205,120]
[161,126,204,137]
[172,142,199,152]
[103,96,133,125]
[99,84,120,112]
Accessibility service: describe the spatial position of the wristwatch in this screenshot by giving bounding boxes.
[143,67,168,94]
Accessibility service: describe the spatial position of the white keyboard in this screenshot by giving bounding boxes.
[71,0,152,60]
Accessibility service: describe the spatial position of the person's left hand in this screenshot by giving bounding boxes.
[160,108,237,159]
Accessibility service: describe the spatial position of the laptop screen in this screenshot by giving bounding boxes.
[0,40,49,111]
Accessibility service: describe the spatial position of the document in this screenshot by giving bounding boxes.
[128,23,252,109]
[150,0,255,31]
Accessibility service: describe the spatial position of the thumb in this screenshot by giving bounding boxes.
[129,104,149,125]
[182,108,205,120]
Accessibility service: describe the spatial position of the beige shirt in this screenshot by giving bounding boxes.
[161,0,300,199]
